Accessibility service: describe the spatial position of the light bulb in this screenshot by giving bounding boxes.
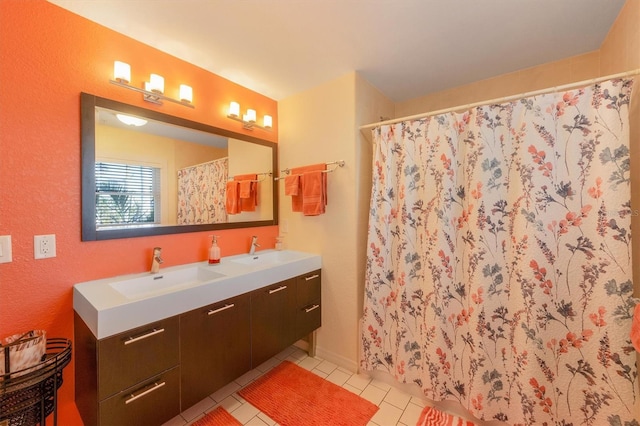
[229,102,240,117]
[148,74,164,93]
[179,85,193,103]
[113,61,131,84]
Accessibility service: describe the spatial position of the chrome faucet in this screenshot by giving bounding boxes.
[249,236,260,255]
[151,247,164,274]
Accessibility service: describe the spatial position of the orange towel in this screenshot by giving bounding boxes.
[234,174,258,212]
[225,181,240,214]
[239,180,252,199]
[289,164,327,214]
[284,175,302,212]
[302,171,325,216]
[284,175,300,196]
[631,303,640,352]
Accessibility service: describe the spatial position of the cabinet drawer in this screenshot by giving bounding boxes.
[296,300,321,339]
[99,366,180,426]
[98,316,179,399]
[297,270,321,307]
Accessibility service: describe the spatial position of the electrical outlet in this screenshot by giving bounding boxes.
[0,235,12,263]
[34,234,56,259]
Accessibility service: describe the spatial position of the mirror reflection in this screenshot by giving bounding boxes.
[81,93,278,241]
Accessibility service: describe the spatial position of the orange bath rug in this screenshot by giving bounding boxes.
[238,360,379,426]
[416,406,478,426]
[190,406,242,426]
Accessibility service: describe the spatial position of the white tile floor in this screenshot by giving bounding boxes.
[162,346,429,426]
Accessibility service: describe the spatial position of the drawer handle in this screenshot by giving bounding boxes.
[305,304,320,313]
[125,381,166,404]
[124,328,165,345]
[269,285,287,294]
[208,303,235,315]
[305,274,320,281]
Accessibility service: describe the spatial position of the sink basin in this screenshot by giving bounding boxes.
[110,266,226,299]
[228,250,308,266]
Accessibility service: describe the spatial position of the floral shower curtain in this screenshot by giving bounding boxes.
[177,157,228,224]
[361,79,638,425]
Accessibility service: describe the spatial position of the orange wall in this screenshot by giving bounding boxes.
[0,1,277,423]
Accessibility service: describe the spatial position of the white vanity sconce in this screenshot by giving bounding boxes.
[110,60,194,108]
[227,101,272,131]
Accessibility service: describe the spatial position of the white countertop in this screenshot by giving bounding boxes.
[74,250,322,339]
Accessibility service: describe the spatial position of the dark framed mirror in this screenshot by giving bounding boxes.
[81,93,278,241]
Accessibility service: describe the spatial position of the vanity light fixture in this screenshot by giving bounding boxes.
[227,102,272,131]
[116,113,148,127]
[109,61,195,109]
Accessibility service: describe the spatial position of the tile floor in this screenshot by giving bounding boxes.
[162,346,429,426]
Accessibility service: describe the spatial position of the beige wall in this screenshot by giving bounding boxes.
[279,73,360,369]
[600,0,640,76]
[279,72,394,370]
[397,51,601,117]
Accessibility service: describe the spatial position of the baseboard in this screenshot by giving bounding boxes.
[313,345,359,373]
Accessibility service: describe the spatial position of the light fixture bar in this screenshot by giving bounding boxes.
[226,102,272,131]
[109,79,195,109]
[226,114,272,130]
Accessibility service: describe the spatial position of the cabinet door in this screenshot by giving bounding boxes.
[98,316,179,400]
[250,278,296,367]
[99,366,180,426]
[180,293,251,409]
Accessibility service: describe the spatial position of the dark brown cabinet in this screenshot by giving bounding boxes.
[75,269,321,425]
[180,293,251,409]
[295,270,322,340]
[250,270,322,366]
[75,314,180,426]
[250,278,297,367]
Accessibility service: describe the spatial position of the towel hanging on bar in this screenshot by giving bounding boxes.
[234,173,258,212]
[282,163,329,215]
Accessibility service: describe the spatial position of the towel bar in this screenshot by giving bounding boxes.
[275,160,345,181]
[228,171,272,182]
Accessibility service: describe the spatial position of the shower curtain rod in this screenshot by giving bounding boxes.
[360,68,640,131]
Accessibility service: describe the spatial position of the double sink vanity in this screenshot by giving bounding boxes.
[73,249,322,426]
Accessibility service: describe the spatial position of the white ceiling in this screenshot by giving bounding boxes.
[48,0,625,102]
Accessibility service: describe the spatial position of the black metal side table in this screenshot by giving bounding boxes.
[0,338,72,426]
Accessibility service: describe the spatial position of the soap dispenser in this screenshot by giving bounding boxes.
[209,236,221,264]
